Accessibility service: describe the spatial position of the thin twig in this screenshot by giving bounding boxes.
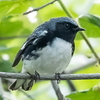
[65,58,97,74]
[63,58,97,92]
[23,0,57,15]
[0,35,29,40]
[79,31,100,63]
[18,89,34,100]
[51,81,66,100]
[66,80,76,92]
[57,0,100,63]
[1,72,100,80]
[57,0,73,18]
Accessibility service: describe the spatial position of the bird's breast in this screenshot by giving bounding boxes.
[23,37,72,74]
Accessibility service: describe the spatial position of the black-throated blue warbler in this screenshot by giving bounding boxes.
[9,17,85,91]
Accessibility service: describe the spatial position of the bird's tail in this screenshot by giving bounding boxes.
[9,79,34,91]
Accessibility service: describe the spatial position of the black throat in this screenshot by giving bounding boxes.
[54,30,76,44]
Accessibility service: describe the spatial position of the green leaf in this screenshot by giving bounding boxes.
[66,85,100,100]
[0,16,31,37]
[0,59,13,72]
[78,14,100,38]
[85,14,100,27]
[0,0,34,20]
[0,96,3,100]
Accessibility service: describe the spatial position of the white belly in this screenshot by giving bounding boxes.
[22,37,72,75]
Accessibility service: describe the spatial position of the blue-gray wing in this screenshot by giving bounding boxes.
[12,30,48,67]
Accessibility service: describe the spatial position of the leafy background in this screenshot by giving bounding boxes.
[0,0,100,100]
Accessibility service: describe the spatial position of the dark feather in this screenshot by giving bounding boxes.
[12,29,53,67]
[72,42,75,56]
[12,50,23,67]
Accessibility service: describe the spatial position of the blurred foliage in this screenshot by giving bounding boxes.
[0,0,100,100]
[78,14,100,38]
[66,85,100,100]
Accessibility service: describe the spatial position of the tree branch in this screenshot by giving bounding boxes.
[63,58,97,92]
[51,81,66,100]
[23,0,57,15]
[18,89,34,100]
[65,58,97,74]
[1,72,100,80]
[0,35,29,40]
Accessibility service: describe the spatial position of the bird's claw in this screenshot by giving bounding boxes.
[27,71,40,82]
[55,73,61,84]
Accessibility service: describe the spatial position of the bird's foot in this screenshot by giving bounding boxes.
[55,73,61,84]
[27,71,40,82]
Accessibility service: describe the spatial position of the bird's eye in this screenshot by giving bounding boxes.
[64,23,70,29]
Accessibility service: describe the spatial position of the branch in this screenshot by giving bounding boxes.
[65,58,97,74]
[79,31,100,64]
[0,35,29,40]
[51,81,66,100]
[18,89,34,100]
[1,72,100,80]
[62,59,97,92]
[66,80,76,92]
[23,0,57,15]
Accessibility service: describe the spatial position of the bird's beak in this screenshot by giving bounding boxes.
[78,27,85,31]
[73,27,85,32]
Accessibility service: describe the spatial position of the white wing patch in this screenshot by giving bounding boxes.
[40,30,48,36]
[21,30,48,50]
[21,41,28,50]
[32,30,48,45]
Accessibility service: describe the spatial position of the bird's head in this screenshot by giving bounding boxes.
[45,17,85,43]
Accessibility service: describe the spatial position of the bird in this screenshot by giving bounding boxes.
[9,17,85,91]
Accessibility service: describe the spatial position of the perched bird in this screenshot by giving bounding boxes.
[9,17,85,91]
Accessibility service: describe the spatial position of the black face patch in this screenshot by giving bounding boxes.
[55,22,78,44]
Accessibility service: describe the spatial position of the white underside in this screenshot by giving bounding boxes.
[22,37,72,75]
